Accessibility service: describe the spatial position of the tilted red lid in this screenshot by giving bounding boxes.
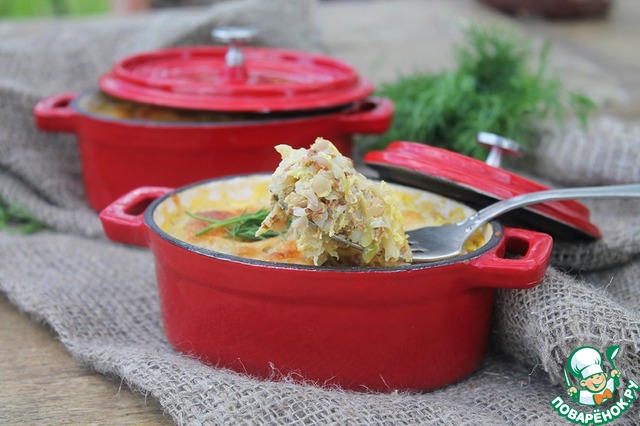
[99,46,374,112]
[364,139,602,241]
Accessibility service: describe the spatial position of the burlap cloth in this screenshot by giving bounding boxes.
[1,1,639,424]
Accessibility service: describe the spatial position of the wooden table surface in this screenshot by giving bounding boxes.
[0,296,172,425]
[2,1,639,424]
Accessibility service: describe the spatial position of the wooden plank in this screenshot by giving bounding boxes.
[0,295,172,425]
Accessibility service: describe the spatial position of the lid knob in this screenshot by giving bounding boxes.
[476,132,525,167]
[211,27,257,83]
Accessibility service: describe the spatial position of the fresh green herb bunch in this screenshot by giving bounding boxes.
[186,209,282,241]
[373,26,597,159]
[0,197,45,234]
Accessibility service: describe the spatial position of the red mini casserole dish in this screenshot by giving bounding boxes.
[34,38,393,212]
[99,174,552,392]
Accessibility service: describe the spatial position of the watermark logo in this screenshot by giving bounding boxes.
[551,345,639,425]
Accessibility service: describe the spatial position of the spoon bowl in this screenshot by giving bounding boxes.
[408,183,640,262]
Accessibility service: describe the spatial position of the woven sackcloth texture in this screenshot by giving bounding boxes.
[1,2,640,425]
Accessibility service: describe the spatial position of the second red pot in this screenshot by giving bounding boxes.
[34,91,392,212]
[34,43,393,211]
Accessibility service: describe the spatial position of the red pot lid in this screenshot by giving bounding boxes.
[364,141,602,241]
[98,46,374,112]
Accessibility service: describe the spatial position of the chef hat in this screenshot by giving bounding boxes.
[568,347,604,380]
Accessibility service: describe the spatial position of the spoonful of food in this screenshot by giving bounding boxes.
[311,183,640,263]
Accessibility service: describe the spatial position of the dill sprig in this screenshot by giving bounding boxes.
[373,25,597,159]
[0,196,45,234]
[186,209,281,241]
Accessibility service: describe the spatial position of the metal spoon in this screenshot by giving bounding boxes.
[287,183,640,263]
[407,183,640,262]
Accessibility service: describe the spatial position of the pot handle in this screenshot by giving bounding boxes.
[99,186,173,248]
[339,97,394,135]
[33,92,79,133]
[468,227,553,290]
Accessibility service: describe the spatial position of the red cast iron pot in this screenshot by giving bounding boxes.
[33,42,393,212]
[34,92,391,212]
[99,175,553,392]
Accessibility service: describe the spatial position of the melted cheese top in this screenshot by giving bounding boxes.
[154,175,487,266]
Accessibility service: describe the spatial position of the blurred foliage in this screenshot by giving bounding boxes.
[0,197,45,234]
[373,26,597,159]
[0,0,110,18]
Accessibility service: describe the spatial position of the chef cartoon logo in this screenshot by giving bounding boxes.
[551,345,639,425]
[566,346,621,406]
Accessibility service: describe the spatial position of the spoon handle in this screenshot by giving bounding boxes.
[465,183,640,233]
